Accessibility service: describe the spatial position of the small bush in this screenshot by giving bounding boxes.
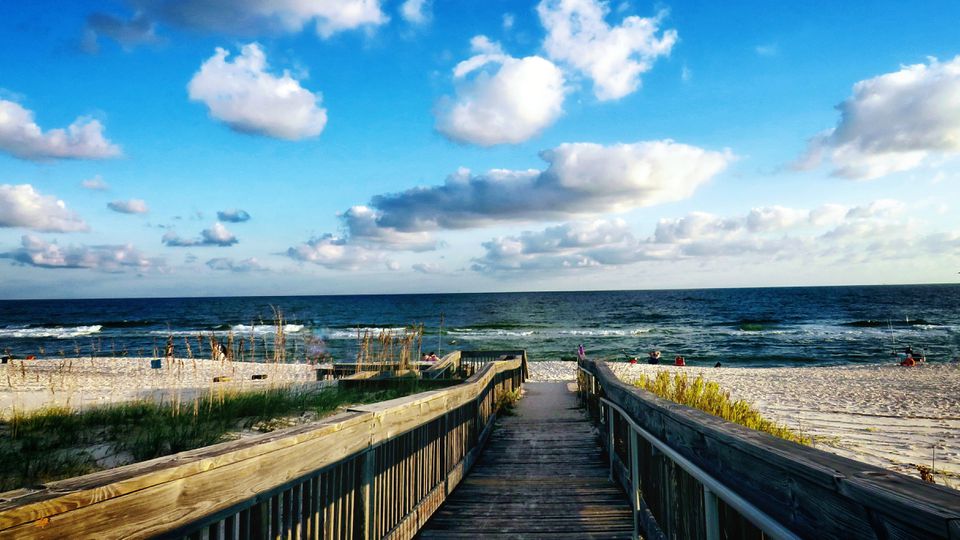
[495,388,522,416]
[633,371,810,445]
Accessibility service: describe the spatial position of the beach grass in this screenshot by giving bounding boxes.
[632,370,811,445]
[0,384,421,492]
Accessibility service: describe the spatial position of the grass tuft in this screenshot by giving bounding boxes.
[633,371,810,445]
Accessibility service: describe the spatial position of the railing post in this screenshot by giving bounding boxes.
[704,486,720,540]
[359,448,376,540]
[607,404,615,482]
[629,428,640,540]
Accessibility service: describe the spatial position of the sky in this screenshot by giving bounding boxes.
[1,0,959,299]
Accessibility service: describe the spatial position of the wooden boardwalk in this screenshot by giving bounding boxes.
[418,382,634,539]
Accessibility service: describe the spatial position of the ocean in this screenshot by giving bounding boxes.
[1,284,958,367]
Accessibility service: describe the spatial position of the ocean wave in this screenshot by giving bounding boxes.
[842,319,938,328]
[147,324,305,337]
[0,325,102,339]
[446,327,654,339]
[324,327,418,339]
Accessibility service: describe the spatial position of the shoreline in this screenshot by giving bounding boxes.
[528,360,960,489]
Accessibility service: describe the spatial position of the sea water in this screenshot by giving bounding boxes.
[1,284,958,367]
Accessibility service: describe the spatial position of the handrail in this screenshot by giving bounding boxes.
[0,355,526,539]
[598,396,799,540]
[578,358,960,540]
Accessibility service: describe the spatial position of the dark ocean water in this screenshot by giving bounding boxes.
[1,285,959,367]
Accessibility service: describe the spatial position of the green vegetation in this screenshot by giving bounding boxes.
[632,371,810,445]
[0,385,420,492]
[494,388,522,416]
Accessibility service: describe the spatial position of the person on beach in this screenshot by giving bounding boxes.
[900,355,916,367]
[674,355,686,366]
[714,361,722,368]
[426,352,439,362]
[577,344,586,361]
[648,350,661,365]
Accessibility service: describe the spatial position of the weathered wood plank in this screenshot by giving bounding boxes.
[417,382,633,539]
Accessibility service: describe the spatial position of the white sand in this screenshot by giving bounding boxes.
[1,357,322,416]
[528,360,960,489]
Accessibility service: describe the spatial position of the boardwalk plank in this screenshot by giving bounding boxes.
[417,382,634,539]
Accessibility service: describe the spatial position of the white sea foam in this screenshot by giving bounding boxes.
[324,327,417,339]
[0,325,102,339]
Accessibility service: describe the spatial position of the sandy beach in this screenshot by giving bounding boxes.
[528,360,960,489]
[1,357,321,417]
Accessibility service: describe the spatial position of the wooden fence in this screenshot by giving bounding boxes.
[0,356,525,539]
[578,359,960,540]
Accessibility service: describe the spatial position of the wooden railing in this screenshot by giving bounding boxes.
[0,357,525,539]
[578,359,960,540]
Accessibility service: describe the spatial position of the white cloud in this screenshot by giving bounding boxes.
[188,43,327,140]
[286,234,384,270]
[81,175,109,191]
[107,199,149,214]
[0,99,121,161]
[1,235,162,272]
[474,200,943,274]
[385,260,401,271]
[216,208,251,222]
[435,36,566,146]
[412,262,442,274]
[162,222,238,247]
[341,205,436,251]
[0,184,89,233]
[537,0,677,100]
[400,0,430,25]
[369,140,731,232]
[206,257,266,272]
[797,56,960,179]
[96,0,386,40]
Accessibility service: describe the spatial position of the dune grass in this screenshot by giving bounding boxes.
[0,385,419,492]
[633,370,810,445]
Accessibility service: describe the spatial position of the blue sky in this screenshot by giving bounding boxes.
[1,0,959,299]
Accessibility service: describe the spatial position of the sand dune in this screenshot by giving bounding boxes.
[1,357,319,416]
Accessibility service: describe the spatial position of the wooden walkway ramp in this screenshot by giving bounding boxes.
[418,382,634,539]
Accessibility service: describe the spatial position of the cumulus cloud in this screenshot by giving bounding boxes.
[107,199,149,214]
[88,0,386,43]
[286,234,384,270]
[412,262,442,274]
[1,235,162,272]
[367,140,731,232]
[0,184,89,233]
[82,12,159,53]
[0,99,121,161]
[797,56,960,179]
[81,175,109,191]
[435,36,566,146]
[206,256,266,272]
[473,201,939,273]
[217,208,251,222]
[400,0,430,24]
[188,43,328,140]
[537,0,677,100]
[162,222,238,247]
[473,219,658,272]
[341,205,436,251]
